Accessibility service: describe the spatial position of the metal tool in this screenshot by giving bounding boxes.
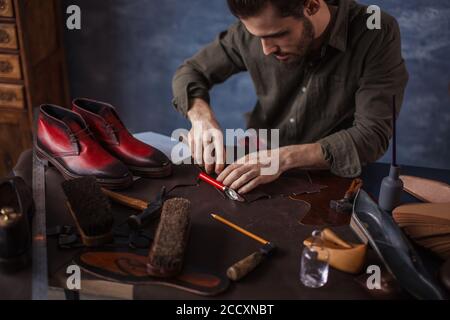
[198,172,245,202]
[378,95,403,212]
[330,178,363,213]
[31,107,49,300]
[211,214,276,281]
[32,147,49,300]
[127,187,166,229]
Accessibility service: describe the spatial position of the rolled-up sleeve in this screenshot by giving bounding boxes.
[172,22,247,117]
[319,18,409,177]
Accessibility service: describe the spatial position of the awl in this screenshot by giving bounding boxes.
[211,214,276,281]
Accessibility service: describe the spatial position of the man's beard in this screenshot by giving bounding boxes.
[275,17,315,65]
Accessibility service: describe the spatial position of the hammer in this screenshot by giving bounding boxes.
[101,186,166,230]
[211,214,276,281]
[330,178,363,214]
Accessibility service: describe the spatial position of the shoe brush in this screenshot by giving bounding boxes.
[62,177,114,247]
[147,197,191,278]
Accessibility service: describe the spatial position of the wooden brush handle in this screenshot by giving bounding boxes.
[66,202,113,247]
[101,188,148,211]
[226,251,265,281]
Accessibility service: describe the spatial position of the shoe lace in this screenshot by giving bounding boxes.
[69,126,94,142]
[104,122,124,136]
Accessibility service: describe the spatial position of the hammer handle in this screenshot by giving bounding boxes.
[345,178,363,200]
[226,251,265,281]
[101,188,148,211]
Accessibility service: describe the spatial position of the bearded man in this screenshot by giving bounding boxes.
[172,0,408,194]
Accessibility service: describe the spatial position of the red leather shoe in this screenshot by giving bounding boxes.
[36,104,133,189]
[72,98,172,178]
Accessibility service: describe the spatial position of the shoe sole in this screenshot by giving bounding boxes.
[35,146,133,190]
[127,162,173,178]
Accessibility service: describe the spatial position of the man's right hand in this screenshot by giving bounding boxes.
[187,98,225,175]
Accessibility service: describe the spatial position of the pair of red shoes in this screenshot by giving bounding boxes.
[35,98,172,189]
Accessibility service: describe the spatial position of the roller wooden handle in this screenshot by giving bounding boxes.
[101,188,148,211]
[226,251,265,281]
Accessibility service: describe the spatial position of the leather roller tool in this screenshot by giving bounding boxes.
[211,214,276,281]
[330,178,363,213]
[198,172,245,202]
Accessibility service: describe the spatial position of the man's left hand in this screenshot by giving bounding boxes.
[217,148,287,194]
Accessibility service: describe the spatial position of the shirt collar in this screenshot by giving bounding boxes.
[326,0,351,52]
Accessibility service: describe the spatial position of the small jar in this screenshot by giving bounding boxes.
[300,230,330,288]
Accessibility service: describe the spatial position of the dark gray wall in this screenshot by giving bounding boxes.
[62,0,450,170]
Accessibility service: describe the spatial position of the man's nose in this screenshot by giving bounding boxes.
[261,39,278,56]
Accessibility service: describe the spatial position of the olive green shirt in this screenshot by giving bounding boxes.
[171,0,409,177]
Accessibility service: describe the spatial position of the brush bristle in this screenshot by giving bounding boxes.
[147,198,190,277]
[62,177,114,237]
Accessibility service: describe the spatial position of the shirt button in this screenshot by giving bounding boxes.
[301,86,307,93]
[289,118,295,124]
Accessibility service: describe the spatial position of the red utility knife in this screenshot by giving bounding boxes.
[198,172,246,202]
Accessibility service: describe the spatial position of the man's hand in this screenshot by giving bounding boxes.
[217,144,329,194]
[217,148,286,194]
[187,98,225,174]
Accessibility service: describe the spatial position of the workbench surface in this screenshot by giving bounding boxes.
[1,149,448,300]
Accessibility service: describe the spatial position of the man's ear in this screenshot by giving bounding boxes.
[303,0,321,17]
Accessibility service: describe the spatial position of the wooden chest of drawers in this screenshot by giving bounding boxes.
[0,0,70,176]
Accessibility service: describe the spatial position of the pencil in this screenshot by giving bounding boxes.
[211,214,269,245]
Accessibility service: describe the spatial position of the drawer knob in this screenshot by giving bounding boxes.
[0,60,13,74]
[0,29,10,43]
[0,89,18,102]
[0,0,7,11]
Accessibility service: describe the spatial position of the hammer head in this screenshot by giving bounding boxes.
[260,242,276,256]
[330,178,363,214]
[128,186,166,229]
[330,199,353,214]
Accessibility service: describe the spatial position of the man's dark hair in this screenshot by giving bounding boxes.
[227,0,305,19]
